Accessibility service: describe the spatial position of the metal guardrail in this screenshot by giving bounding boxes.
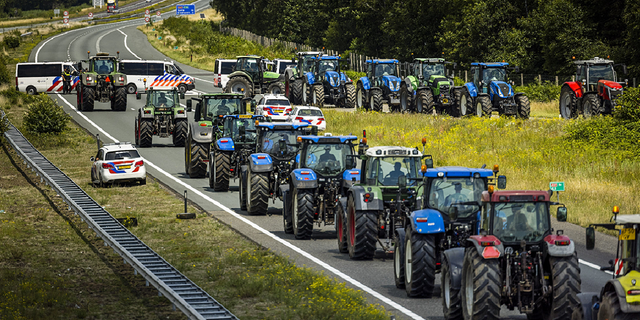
[1,113,237,320]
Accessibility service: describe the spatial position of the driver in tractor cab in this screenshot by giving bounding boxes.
[319,146,337,162]
[218,100,231,115]
[444,183,468,207]
[157,92,167,106]
[508,205,533,232]
[98,60,110,74]
[386,162,405,182]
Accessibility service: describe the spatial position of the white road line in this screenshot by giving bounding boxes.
[96,28,120,53]
[117,28,141,60]
[35,31,71,63]
[53,93,424,320]
[194,77,214,84]
[579,259,614,275]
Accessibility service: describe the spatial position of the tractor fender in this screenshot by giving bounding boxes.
[305,72,316,85]
[563,82,584,98]
[342,169,361,188]
[339,72,351,84]
[249,153,273,173]
[215,138,235,152]
[466,235,504,259]
[173,107,188,119]
[604,276,640,313]
[290,168,318,189]
[227,71,251,80]
[543,234,575,257]
[139,108,154,119]
[395,227,406,260]
[359,77,371,90]
[348,186,384,211]
[443,247,466,294]
[514,92,527,97]
[575,292,598,320]
[188,122,214,144]
[403,78,415,93]
[338,196,348,212]
[279,184,290,198]
[284,68,296,81]
[464,82,478,98]
[410,209,445,234]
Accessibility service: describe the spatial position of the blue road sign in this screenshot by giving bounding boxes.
[176,4,195,15]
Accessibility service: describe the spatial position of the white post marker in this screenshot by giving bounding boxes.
[88,12,94,20]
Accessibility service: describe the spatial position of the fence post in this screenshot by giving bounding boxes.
[465,70,467,83]
[521,73,523,86]
[555,76,558,86]
[572,75,575,82]
[538,74,541,83]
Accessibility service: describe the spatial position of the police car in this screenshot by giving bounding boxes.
[286,105,326,131]
[90,142,146,187]
[255,94,292,121]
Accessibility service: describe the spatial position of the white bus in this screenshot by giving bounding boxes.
[118,60,195,94]
[15,62,80,95]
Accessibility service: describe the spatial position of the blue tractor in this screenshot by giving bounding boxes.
[459,62,530,118]
[302,55,356,108]
[355,59,402,112]
[393,166,506,301]
[281,134,361,240]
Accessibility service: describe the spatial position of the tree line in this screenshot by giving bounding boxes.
[209,0,640,78]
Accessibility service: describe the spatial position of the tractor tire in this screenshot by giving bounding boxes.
[336,203,348,253]
[571,303,585,320]
[356,83,367,110]
[292,79,303,105]
[186,137,208,178]
[239,168,247,211]
[393,232,405,289]
[225,77,253,98]
[598,291,639,320]
[303,82,311,105]
[292,188,314,240]
[515,95,531,119]
[283,189,293,234]
[82,86,95,111]
[172,119,188,147]
[399,84,412,113]
[404,228,436,297]
[246,169,269,215]
[534,255,581,320]
[476,95,491,117]
[312,84,324,108]
[77,87,82,111]
[582,93,602,118]
[442,253,462,320]
[461,248,501,320]
[346,195,377,260]
[459,89,472,117]
[267,82,285,95]
[138,119,153,148]
[450,88,464,117]
[345,83,356,109]
[210,151,231,191]
[417,89,435,115]
[559,86,578,119]
[370,90,383,112]
[113,86,127,111]
[127,83,137,94]
[134,118,140,146]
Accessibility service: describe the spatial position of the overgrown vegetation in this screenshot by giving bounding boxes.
[22,94,70,135]
[515,81,561,102]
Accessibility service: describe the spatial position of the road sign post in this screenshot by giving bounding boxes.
[63,18,69,26]
[176,4,195,15]
[63,11,69,18]
[88,12,94,20]
[549,181,565,203]
[54,9,60,17]
[145,17,150,23]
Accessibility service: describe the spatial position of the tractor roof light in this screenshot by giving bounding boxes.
[255,120,259,126]
[421,164,427,173]
[493,164,499,173]
[297,136,302,143]
[422,137,426,145]
[613,206,620,214]
[488,185,495,194]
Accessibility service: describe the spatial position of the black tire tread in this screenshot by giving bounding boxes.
[405,231,436,297]
[336,204,348,252]
[442,254,462,319]
[211,151,231,191]
[293,189,314,240]
[478,95,491,117]
[461,248,501,320]
[225,76,253,98]
[313,84,325,108]
[188,142,208,178]
[292,79,303,105]
[114,86,127,111]
[139,119,153,148]
[172,119,188,147]
[418,89,435,114]
[598,291,639,320]
[345,83,356,109]
[371,90,383,112]
[82,86,95,111]
[559,86,578,119]
[247,171,269,215]
[543,255,581,320]
[347,195,377,260]
[516,95,531,119]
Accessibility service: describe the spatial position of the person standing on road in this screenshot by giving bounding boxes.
[62,67,72,94]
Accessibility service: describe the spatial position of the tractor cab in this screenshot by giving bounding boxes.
[297,135,357,178]
[574,57,624,92]
[221,114,264,145]
[255,122,311,161]
[188,94,246,127]
[414,58,449,81]
[294,51,324,75]
[144,88,183,111]
[367,59,401,87]
[470,62,510,94]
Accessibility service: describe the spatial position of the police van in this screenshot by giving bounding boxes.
[118,60,195,94]
[213,59,236,89]
[15,62,80,95]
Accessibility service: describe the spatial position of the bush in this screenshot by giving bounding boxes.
[0,107,8,135]
[0,55,11,84]
[345,70,365,81]
[22,95,70,135]
[514,81,560,102]
[3,35,20,49]
[614,87,640,122]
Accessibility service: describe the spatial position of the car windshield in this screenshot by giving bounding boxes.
[297,109,323,117]
[174,64,185,75]
[367,156,421,186]
[427,177,486,218]
[423,63,446,79]
[589,64,615,82]
[150,91,177,108]
[482,67,507,83]
[264,99,290,106]
[318,60,339,73]
[260,129,299,157]
[93,59,114,75]
[303,143,353,176]
[204,98,240,120]
[490,202,549,243]
[223,117,257,143]
[374,63,398,77]
[105,150,140,160]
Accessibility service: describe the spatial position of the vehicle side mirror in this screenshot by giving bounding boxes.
[398,175,407,190]
[90,156,95,162]
[186,100,192,112]
[136,93,141,100]
[345,157,355,169]
[423,156,433,169]
[250,100,256,113]
[497,175,507,189]
[292,58,296,63]
[449,206,458,221]
[279,138,287,152]
[194,103,202,120]
[556,206,567,222]
[586,226,595,250]
[311,126,318,136]
[180,93,185,99]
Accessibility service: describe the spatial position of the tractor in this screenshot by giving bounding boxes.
[559,57,627,119]
[394,165,506,299]
[458,189,580,320]
[281,134,361,240]
[238,122,313,215]
[76,51,127,112]
[460,62,530,118]
[224,55,284,98]
[134,88,188,148]
[208,114,266,191]
[399,58,461,115]
[284,51,323,105]
[572,206,640,320]
[183,93,254,178]
[301,55,356,108]
[355,59,402,112]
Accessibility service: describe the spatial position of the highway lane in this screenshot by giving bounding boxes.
[33,13,619,319]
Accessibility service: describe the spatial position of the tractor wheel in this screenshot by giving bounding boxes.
[312,84,324,108]
[559,86,578,119]
[515,95,531,119]
[346,195,377,260]
[139,119,153,148]
[356,83,367,110]
[461,247,501,320]
[459,89,472,117]
[127,83,137,94]
[345,83,356,109]
[399,84,412,113]
[336,203,348,253]
[370,90,383,112]
[582,93,602,118]
[172,119,188,147]
[442,253,462,319]
[404,227,436,297]
[225,77,253,98]
[77,87,82,111]
[476,95,491,117]
[186,137,208,178]
[450,88,463,117]
[292,188,314,240]
[598,291,639,320]
[238,168,247,211]
[533,255,581,320]
[246,168,269,215]
[210,151,231,191]
[82,86,95,111]
[393,232,405,288]
[292,79,303,105]
[283,188,293,234]
[302,82,311,105]
[267,82,285,95]
[417,90,435,115]
[114,87,127,111]
[134,118,140,146]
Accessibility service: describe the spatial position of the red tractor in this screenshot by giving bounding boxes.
[559,57,627,119]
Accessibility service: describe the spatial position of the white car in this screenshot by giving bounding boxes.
[287,106,326,131]
[91,142,146,187]
[255,94,292,121]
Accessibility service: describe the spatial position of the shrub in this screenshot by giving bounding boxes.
[22,95,70,135]
[0,55,11,85]
[614,87,640,122]
[0,106,8,135]
[515,81,561,102]
[345,70,365,81]
[3,35,20,49]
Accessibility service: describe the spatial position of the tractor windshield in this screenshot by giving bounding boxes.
[223,117,257,143]
[150,91,178,108]
[490,202,550,243]
[427,177,485,218]
[318,60,339,73]
[367,156,421,186]
[93,59,115,75]
[589,64,615,82]
[302,56,316,73]
[237,58,260,74]
[482,68,507,83]
[204,98,241,120]
[423,63,446,79]
[260,129,299,158]
[374,63,398,78]
[303,143,353,176]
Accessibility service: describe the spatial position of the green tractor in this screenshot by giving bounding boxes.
[284,51,323,105]
[76,51,127,112]
[183,93,254,178]
[399,58,461,115]
[134,88,188,148]
[224,55,285,98]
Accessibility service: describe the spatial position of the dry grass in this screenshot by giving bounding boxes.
[531,100,559,119]
[185,8,223,22]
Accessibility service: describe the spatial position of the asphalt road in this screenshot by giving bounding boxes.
[30,5,619,319]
